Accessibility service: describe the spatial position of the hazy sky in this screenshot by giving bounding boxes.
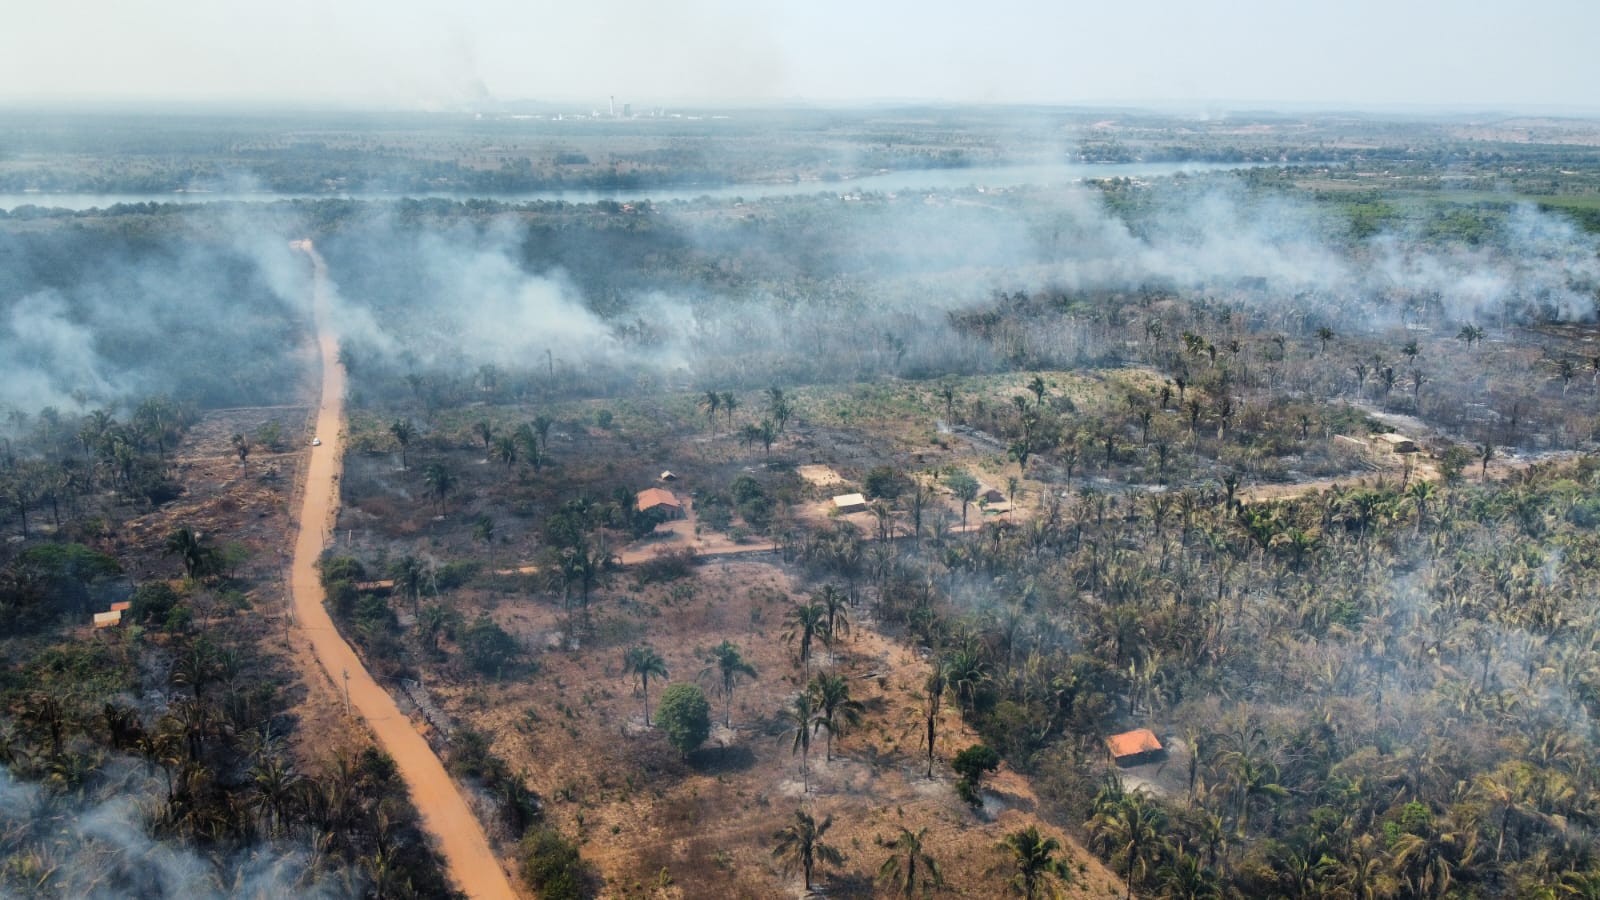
[3,0,1594,112]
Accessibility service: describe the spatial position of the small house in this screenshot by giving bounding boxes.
[636,488,685,520]
[92,610,123,629]
[832,493,868,514]
[1106,728,1165,767]
[658,471,677,482]
[1377,433,1419,454]
[110,600,131,613]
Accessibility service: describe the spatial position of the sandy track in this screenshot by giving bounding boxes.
[289,241,516,900]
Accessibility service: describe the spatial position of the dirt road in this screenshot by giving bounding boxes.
[289,241,516,900]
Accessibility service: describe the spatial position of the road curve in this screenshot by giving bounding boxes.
[289,240,517,900]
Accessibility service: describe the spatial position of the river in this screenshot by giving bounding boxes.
[0,160,1277,212]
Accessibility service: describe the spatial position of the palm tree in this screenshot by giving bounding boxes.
[391,555,426,616]
[492,433,518,468]
[1026,374,1047,408]
[945,472,979,530]
[1388,819,1478,899]
[250,754,303,838]
[998,825,1071,899]
[772,809,845,892]
[814,584,850,648]
[1479,443,1494,481]
[766,386,794,433]
[1315,326,1335,353]
[389,419,414,470]
[422,462,454,514]
[878,826,942,896]
[1090,790,1167,899]
[1156,850,1222,899]
[780,692,820,791]
[938,382,957,421]
[702,639,757,727]
[1405,479,1437,534]
[418,603,451,655]
[721,391,739,428]
[230,432,250,470]
[699,390,722,433]
[474,420,494,453]
[783,603,831,671]
[164,526,212,579]
[809,673,864,761]
[623,645,668,725]
[473,515,496,569]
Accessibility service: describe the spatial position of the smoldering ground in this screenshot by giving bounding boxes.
[0,762,354,899]
[315,175,1600,402]
[3,172,1597,423]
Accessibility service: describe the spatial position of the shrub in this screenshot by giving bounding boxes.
[320,555,366,585]
[655,683,711,757]
[519,826,595,899]
[863,465,909,499]
[129,582,179,626]
[462,615,519,677]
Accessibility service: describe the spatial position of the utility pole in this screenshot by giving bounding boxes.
[342,668,351,717]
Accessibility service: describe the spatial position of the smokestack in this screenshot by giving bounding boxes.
[609,96,615,117]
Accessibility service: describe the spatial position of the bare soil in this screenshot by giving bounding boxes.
[435,559,1124,898]
[289,241,518,899]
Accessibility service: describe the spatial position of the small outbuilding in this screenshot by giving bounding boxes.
[92,610,123,629]
[1106,728,1165,767]
[637,488,685,519]
[110,600,131,613]
[1377,433,1420,454]
[658,470,677,482]
[832,492,869,514]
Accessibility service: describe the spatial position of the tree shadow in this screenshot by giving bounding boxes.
[688,742,756,774]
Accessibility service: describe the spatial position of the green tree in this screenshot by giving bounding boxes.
[953,743,1001,808]
[462,615,518,677]
[655,683,711,758]
[772,809,846,892]
[623,645,669,725]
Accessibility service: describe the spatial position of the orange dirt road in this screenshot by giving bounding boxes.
[289,241,517,900]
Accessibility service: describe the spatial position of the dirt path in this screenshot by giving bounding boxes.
[289,240,517,900]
